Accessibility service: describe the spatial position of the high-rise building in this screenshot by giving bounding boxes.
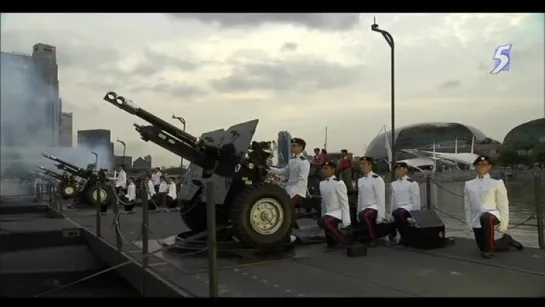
[59,112,73,147]
[32,43,60,146]
[0,49,57,147]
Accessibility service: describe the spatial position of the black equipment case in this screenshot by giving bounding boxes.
[405,210,446,250]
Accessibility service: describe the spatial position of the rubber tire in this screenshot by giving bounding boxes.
[230,183,294,250]
[84,184,112,206]
[60,183,76,199]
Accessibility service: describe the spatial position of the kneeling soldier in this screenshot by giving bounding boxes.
[390,162,421,244]
[465,155,523,259]
[317,161,351,247]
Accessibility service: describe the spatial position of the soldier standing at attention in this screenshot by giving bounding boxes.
[356,157,385,247]
[465,155,523,259]
[268,138,311,206]
[317,161,351,248]
[390,162,421,244]
[339,149,353,191]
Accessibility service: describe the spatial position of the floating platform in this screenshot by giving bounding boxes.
[3,198,545,297]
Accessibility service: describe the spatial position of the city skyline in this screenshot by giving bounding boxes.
[1,13,543,167]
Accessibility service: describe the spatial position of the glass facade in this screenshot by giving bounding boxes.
[277,131,292,167]
[503,118,545,145]
[365,122,488,160]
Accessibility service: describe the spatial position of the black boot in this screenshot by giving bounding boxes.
[503,234,524,250]
[480,251,494,259]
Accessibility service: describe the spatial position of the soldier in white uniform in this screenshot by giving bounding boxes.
[317,161,351,247]
[390,162,421,244]
[268,137,311,205]
[356,157,386,247]
[465,155,523,259]
[115,165,127,195]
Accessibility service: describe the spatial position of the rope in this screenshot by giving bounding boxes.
[432,205,536,230]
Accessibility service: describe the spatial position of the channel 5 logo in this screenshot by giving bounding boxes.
[490,44,513,74]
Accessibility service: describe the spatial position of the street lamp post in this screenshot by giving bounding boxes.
[172,113,186,172]
[117,139,127,168]
[371,16,396,180]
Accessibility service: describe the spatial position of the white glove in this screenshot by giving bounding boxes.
[376,217,384,224]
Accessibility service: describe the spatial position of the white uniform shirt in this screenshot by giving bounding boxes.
[152,171,162,186]
[356,171,386,221]
[320,176,351,227]
[115,170,127,189]
[269,153,310,198]
[147,179,156,198]
[158,181,168,193]
[464,174,509,232]
[126,183,136,201]
[390,176,421,212]
[167,182,177,199]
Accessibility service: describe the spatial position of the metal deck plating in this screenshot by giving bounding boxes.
[40,203,545,297]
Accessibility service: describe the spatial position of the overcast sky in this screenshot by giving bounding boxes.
[1,13,543,167]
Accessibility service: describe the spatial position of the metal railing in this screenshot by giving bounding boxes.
[418,174,544,249]
[34,179,219,297]
[31,173,544,297]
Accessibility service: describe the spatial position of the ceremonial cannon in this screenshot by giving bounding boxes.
[103,91,293,250]
[42,153,113,206]
[35,167,64,182]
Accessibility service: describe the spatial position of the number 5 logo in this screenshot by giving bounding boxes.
[491,44,512,75]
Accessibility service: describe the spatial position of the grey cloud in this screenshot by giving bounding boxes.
[130,49,199,76]
[130,82,205,99]
[280,42,298,52]
[210,58,363,93]
[438,79,461,90]
[169,13,360,31]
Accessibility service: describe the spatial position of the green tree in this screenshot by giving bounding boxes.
[497,147,524,166]
[533,142,545,164]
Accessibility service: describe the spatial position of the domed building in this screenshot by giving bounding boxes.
[503,118,545,145]
[365,122,489,170]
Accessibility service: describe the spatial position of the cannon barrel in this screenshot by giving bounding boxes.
[55,163,88,178]
[42,153,90,177]
[42,153,88,174]
[36,166,63,180]
[103,91,198,146]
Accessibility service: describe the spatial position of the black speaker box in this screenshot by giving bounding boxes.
[405,210,446,250]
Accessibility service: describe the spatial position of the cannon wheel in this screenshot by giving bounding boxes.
[60,183,76,199]
[84,184,112,206]
[230,183,293,250]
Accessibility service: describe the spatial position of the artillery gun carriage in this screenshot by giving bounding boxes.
[42,153,114,206]
[103,91,294,250]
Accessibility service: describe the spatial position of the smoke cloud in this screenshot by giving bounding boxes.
[0,53,112,185]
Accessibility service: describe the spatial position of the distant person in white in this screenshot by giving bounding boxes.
[390,162,420,244]
[464,155,523,259]
[158,176,168,193]
[125,178,136,202]
[145,175,157,211]
[151,167,162,193]
[115,165,127,194]
[166,177,178,210]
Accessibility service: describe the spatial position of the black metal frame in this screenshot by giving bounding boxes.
[371,17,396,180]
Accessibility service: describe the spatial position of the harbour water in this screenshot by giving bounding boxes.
[408,176,542,248]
